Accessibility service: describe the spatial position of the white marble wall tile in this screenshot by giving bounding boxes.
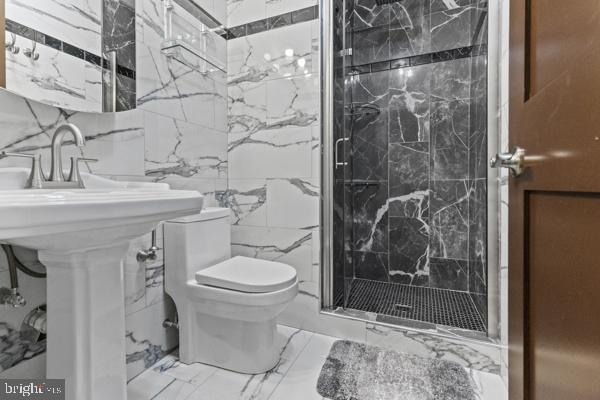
[137,0,163,46]
[69,109,146,176]
[267,178,319,229]
[124,237,149,315]
[5,37,102,113]
[310,125,320,179]
[228,81,268,134]
[265,0,317,17]
[6,0,102,53]
[144,224,165,307]
[365,323,501,374]
[158,176,226,207]
[231,225,313,282]
[125,299,179,381]
[227,0,266,27]
[84,63,104,109]
[310,20,320,77]
[205,0,227,25]
[228,22,315,85]
[226,179,268,226]
[0,91,68,154]
[266,76,319,128]
[214,73,229,133]
[137,44,218,128]
[228,127,312,179]
[144,112,228,180]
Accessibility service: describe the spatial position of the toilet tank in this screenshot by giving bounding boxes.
[164,207,231,286]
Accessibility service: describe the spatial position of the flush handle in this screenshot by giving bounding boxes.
[491,147,526,177]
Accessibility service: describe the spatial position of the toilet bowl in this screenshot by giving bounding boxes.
[164,207,298,374]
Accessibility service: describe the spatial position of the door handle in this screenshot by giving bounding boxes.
[490,146,526,177]
[335,137,349,169]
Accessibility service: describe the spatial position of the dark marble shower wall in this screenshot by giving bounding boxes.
[333,0,489,322]
[103,0,136,111]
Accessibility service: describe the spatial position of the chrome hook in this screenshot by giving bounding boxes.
[23,40,39,61]
[5,32,20,54]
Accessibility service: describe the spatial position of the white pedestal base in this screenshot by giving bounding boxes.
[39,244,129,400]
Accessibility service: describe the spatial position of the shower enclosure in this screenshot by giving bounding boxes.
[322,0,497,335]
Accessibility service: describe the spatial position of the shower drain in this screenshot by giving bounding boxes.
[394,304,412,312]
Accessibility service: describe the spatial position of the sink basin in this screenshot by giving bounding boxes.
[0,168,203,400]
[0,168,202,245]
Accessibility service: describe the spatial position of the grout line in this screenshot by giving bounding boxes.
[265,328,316,399]
[149,377,177,399]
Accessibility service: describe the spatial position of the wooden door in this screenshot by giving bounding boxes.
[509,1,600,399]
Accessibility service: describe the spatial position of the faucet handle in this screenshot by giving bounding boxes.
[68,157,98,188]
[0,152,46,188]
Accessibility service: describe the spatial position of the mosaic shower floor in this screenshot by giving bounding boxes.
[341,279,487,332]
[127,325,506,400]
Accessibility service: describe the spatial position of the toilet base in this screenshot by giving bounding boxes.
[179,311,282,374]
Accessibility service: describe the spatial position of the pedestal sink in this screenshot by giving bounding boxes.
[0,168,203,400]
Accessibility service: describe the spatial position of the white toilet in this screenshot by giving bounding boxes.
[164,207,299,374]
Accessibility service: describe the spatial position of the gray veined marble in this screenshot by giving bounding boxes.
[0,322,46,373]
[126,331,170,370]
[317,340,477,400]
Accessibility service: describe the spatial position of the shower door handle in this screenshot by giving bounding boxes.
[335,138,349,169]
[490,146,526,177]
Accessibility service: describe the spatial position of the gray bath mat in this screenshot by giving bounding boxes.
[316,340,476,400]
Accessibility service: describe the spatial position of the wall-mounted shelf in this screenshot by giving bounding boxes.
[161,0,226,74]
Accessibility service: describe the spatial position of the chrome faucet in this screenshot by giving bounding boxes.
[49,123,86,182]
[1,123,97,189]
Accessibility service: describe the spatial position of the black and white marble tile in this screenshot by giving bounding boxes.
[431,5,475,52]
[353,251,389,281]
[430,257,469,290]
[430,180,470,260]
[430,58,472,102]
[350,109,389,181]
[389,64,432,143]
[351,182,389,254]
[348,70,390,109]
[351,26,390,65]
[389,216,430,285]
[389,142,430,201]
[389,0,431,58]
[431,99,470,180]
[104,0,136,71]
[352,0,390,31]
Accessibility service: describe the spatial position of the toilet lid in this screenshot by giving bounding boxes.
[195,256,297,293]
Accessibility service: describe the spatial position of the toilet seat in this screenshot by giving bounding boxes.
[195,256,297,293]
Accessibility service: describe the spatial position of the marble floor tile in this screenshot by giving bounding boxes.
[150,354,217,384]
[127,369,175,400]
[127,326,507,400]
[152,379,198,400]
